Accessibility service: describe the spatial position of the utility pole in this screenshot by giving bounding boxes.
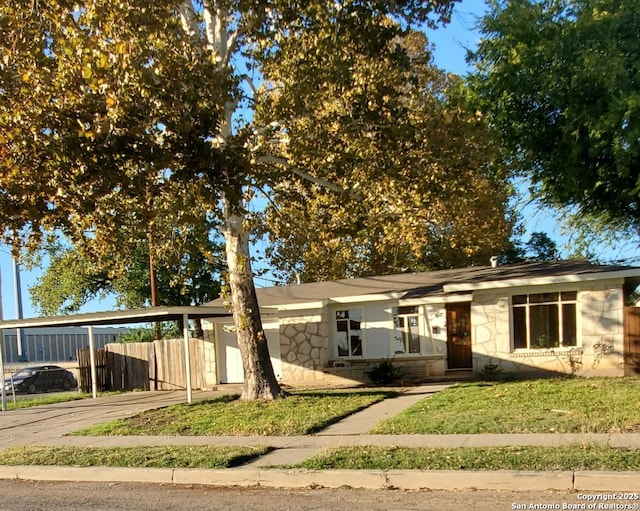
[0,266,6,412]
[0,264,3,320]
[12,257,26,360]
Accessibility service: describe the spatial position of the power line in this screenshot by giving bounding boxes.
[254,275,286,287]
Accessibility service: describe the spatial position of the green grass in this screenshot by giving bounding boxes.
[372,378,640,434]
[2,444,639,471]
[0,445,270,469]
[294,445,640,471]
[74,390,397,436]
[4,392,113,410]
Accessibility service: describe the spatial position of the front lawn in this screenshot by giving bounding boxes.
[294,445,640,471]
[74,390,397,436]
[372,378,640,434]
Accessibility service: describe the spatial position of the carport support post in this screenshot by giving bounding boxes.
[88,326,98,399]
[0,329,6,412]
[183,313,192,404]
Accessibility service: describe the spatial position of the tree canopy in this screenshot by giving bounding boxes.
[0,0,459,399]
[259,30,515,282]
[0,0,230,320]
[469,0,640,234]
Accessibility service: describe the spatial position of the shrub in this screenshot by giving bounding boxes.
[366,360,402,385]
[480,361,504,381]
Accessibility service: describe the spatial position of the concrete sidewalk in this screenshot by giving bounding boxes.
[0,383,638,491]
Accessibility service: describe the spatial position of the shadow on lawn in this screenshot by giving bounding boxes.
[195,389,402,435]
[299,390,401,435]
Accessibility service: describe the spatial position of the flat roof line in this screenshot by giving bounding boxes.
[0,306,232,330]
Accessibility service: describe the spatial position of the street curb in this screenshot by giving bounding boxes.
[0,465,174,484]
[574,471,640,491]
[0,466,638,491]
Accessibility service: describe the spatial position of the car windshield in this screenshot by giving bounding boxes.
[10,369,36,379]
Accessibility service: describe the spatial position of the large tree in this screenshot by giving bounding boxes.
[258,30,515,282]
[0,0,457,399]
[469,0,640,235]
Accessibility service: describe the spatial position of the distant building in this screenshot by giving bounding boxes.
[1,327,130,363]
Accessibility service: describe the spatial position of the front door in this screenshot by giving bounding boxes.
[446,303,473,370]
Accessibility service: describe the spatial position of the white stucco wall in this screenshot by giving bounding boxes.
[423,304,447,356]
[360,302,393,358]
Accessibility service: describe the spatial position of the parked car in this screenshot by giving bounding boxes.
[3,365,77,394]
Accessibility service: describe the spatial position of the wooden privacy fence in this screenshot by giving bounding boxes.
[624,306,640,376]
[77,338,206,392]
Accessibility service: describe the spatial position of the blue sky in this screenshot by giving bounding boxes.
[1,0,637,319]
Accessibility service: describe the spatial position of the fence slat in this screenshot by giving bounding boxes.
[76,348,108,392]
[82,339,206,391]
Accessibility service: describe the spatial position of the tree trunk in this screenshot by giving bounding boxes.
[193,318,204,339]
[222,191,283,400]
[147,240,162,340]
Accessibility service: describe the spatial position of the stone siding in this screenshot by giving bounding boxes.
[278,315,330,383]
[471,285,625,377]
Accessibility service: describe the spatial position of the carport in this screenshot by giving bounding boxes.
[0,306,232,411]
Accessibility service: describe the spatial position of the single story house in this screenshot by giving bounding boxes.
[203,260,640,386]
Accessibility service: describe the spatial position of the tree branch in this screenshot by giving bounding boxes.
[240,74,258,97]
[178,1,200,40]
[256,155,359,198]
[202,6,224,60]
[223,17,258,68]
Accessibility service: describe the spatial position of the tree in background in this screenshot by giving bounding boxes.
[0,0,458,399]
[500,230,560,264]
[469,0,640,240]
[258,30,515,283]
[29,233,224,337]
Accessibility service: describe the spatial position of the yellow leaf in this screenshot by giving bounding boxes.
[82,65,92,79]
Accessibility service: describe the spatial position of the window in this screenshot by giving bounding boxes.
[512,291,577,349]
[392,306,421,355]
[335,309,363,357]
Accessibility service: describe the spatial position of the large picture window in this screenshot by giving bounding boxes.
[512,291,577,350]
[392,306,421,355]
[335,309,363,357]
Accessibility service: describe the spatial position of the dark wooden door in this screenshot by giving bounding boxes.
[446,303,473,370]
[624,306,640,376]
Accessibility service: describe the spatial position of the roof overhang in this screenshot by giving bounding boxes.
[0,306,232,330]
[399,293,472,306]
[442,269,640,294]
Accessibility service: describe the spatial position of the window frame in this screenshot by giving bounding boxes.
[510,290,579,351]
[333,307,365,358]
[391,305,422,356]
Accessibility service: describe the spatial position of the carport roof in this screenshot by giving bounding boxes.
[0,305,231,330]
